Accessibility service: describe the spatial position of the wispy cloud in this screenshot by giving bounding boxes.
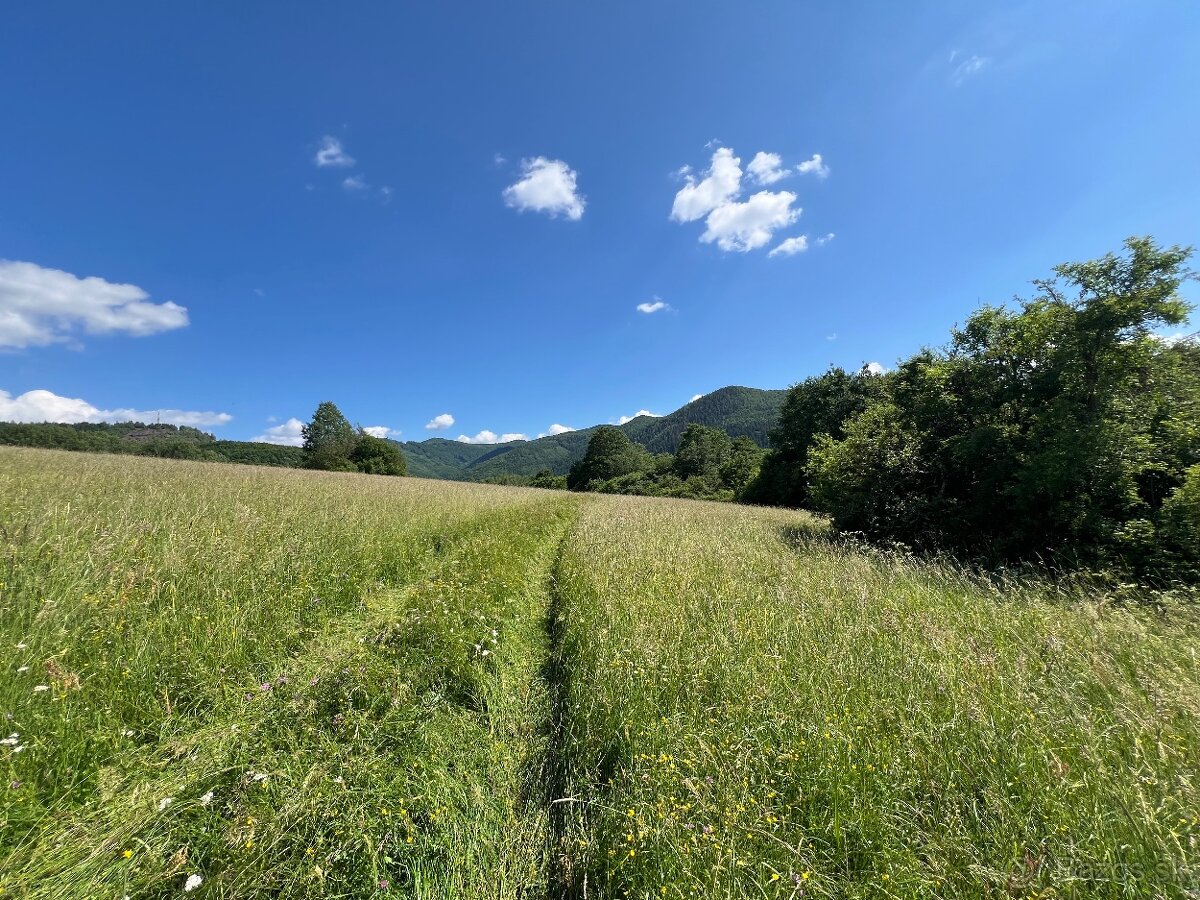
[817,232,835,245]
[949,51,990,86]
[0,260,188,349]
[795,154,831,178]
[503,157,586,220]
[0,387,230,428]
[314,135,355,168]
[637,298,670,314]
[769,235,809,258]
[425,413,455,430]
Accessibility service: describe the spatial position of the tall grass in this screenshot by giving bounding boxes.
[2,448,1197,898]
[553,496,1200,898]
[1,449,577,898]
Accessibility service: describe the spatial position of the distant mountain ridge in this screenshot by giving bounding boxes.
[399,385,786,481]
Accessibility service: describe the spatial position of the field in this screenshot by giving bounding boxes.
[1,447,1198,898]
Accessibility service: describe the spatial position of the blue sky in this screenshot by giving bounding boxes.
[2,1,1197,445]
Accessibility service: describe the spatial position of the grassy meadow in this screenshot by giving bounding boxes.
[1,447,1198,898]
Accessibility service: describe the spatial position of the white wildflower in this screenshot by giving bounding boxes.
[17,666,28,673]
[251,772,268,783]
[158,797,174,811]
[199,790,215,806]
[32,684,49,693]
[16,643,27,650]
[0,734,18,745]
[183,873,203,892]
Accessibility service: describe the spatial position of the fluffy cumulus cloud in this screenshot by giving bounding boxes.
[795,154,831,178]
[670,147,742,222]
[0,260,189,349]
[425,413,455,430]
[538,423,575,438]
[314,135,355,168]
[747,151,789,185]
[252,417,304,446]
[769,235,809,257]
[865,362,888,375]
[702,190,800,252]
[456,430,527,444]
[362,425,400,439]
[690,393,703,402]
[616,409,659,425]
[0,388,230,428]
[502,157,585,220]
[637,299,669,314]
[671,147,825,253]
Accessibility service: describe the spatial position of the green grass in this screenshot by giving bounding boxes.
[2,448,1198,898]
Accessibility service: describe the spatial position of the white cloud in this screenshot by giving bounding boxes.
[0,260,189,349]
[795,154,831,178]
[671,148,810,252]
[1151,331,1194,347]
[0,388,231,428]
[456,430,527,444]
[315,136,355,168]
[702,190,800,252]
[546,423,575,435]
[950,53,989,86]
[502,157,585,221]
[616,409,659,425]
[670,147,742,222]
[637,299,669,314]
[747,151,789,185]
[425,413,455,430]
[252,417,304,446]
[865,362,888,375]
[342,175,367,192]
[690,394,703,402]
[362,425,401,439]
[825,332,837,341]
[817,232,836,245]
[769,235,809,257]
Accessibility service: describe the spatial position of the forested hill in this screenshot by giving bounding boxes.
[400,385,786,480]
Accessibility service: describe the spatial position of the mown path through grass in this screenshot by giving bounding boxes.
[0,449,583,899]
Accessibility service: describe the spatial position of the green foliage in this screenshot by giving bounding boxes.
[567,426,651,490]
[528,469,568,490]
[673,423,732,480]
[211,440,307,468]
[1160,465,1200,574]
[747,366,885,506]
[301,401,358,471]
[794,237,1199,580]
[351,432,406,476]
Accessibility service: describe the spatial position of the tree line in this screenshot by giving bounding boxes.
[747,237,1199,581]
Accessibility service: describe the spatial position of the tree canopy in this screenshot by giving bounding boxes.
[754,237,1199,580]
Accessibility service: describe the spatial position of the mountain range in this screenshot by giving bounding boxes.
[399,385,786,480]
